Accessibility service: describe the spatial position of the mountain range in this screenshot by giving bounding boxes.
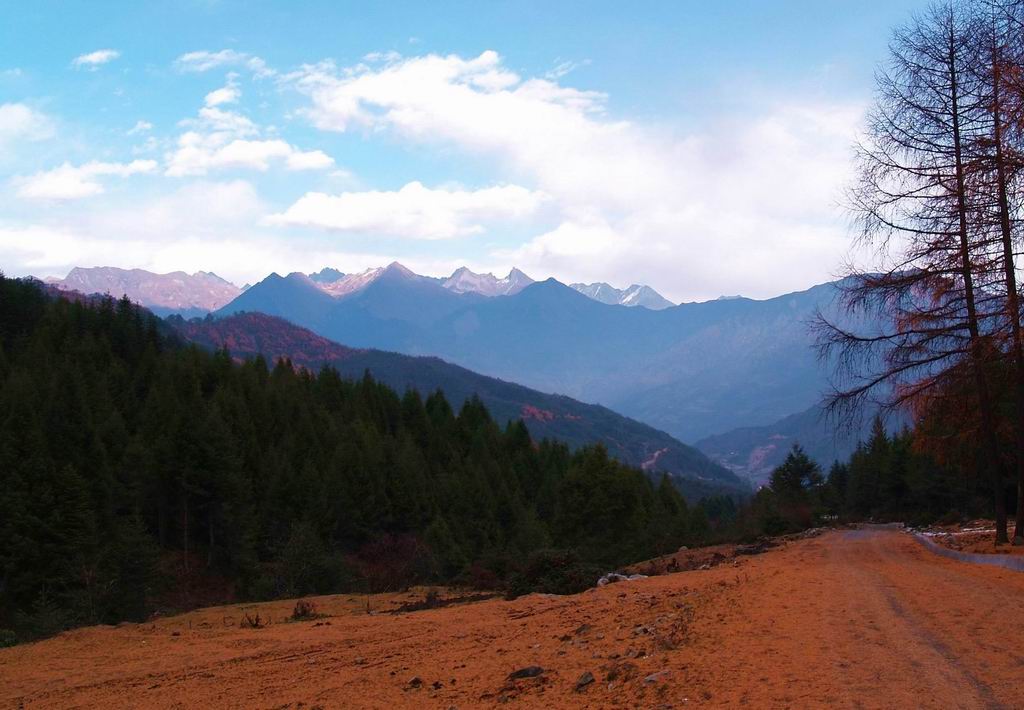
[46,263,861,483]
[215,265,844,443]
[170,310,746,499]
[47,265,676,314]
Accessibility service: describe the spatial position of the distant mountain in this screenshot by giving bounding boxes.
[216,262,481,351]
[312,267,385,297]
[443,267,535,297]
[305,264,533,301]
[418,279,845,443]
[308,267,345,284]
[173,311,748,500]
[570,281,675,310]
[215,268,848,445]
[216,271,339,324]
[694,405,866,486]
[695,404,908,486]
[48,266,241,318]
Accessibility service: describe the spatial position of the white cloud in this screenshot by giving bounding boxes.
[268,181,544,239]
[14,160,158,200]
[165,103,332,177]
[545,59,589,80]
[0,103,54,149]
[204,84,241,107]
[127,119,153,135]
[188,106,258,135]
[1,180,266,280]
[71,49,120,70]
[363,50,402,63]
[0,179,454,285]
[174,50,273,77]
[288,50,860,299]
[167,134,332,176]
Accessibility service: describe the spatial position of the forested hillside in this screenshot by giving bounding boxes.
[171,311,745,499]
[0,276,704,642]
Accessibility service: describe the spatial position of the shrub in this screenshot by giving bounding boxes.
[505,549,603,599]
[357,534,432,593]
[290,599,321,621]
[239,611,265,629]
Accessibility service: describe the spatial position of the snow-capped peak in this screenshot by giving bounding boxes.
[442,266,534,297]
[314,266,384,297]
[569,281,675,310]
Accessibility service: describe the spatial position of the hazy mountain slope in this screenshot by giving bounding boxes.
[48,266,241,317]
[215,271,339,327]
[174,311,747,498]
[693,405,866,486]
[695,401,909,486]
[414,280,841,442]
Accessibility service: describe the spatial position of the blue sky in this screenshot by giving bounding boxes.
[1,0,924,300]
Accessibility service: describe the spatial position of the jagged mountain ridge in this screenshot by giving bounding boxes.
[47,266,242,318]
[570,281,675,310]
[173,310,747,499]
[47,263,675,315]
[442,266,535,297]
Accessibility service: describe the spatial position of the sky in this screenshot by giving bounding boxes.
[0,0,926,301]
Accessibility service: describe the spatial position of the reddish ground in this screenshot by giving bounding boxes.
[2,527,1023,709]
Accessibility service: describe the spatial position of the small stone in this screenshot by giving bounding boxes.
[507,666,544,680]
[643,670,671,685]
[574,671,595,692]
[408,676,423,687]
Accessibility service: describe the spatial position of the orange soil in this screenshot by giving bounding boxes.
[2,527,1023,709]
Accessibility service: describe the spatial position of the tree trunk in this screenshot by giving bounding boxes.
[988,48,1024,543]
[183,489,190,573]
[208,512,215,568]
[950,25,1009,543]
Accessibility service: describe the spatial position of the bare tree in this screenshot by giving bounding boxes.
[816,1,1011,542]
[970,0,1024,541]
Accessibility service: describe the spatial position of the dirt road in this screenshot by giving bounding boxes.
[2,527,1022,709]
